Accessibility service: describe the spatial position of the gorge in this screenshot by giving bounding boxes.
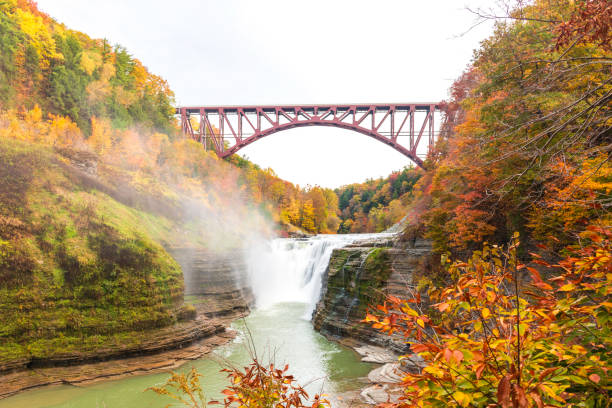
[0,232,425,407]
[1,1,609,406]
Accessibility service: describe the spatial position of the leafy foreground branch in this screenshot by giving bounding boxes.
[147,360,330,408]
[365,227,611,407]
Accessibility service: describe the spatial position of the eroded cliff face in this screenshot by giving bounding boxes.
[0,140,257,378]
[0,247,254,398]
[172,248,254,318]
[312,236,433,353]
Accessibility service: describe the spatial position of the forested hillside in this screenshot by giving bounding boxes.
[363,1,611,407]
[406,0,611,254]
[0,0,350,236]
[335,166,421,233]
[0,0,174,133]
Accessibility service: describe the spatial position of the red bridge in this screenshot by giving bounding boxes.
[177,103,442,168]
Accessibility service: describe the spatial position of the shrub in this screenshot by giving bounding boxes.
[364,227,611,407]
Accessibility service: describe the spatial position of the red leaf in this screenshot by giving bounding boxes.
[388,295,401,304]
[376,304,388,313]
[475,363,485,379]
[452,350,464,364]
[538,367,558,382]
[589,373,601,383]
[411,343,429,353]
[497,374,512,408]
[526,266,542,282]
[513,384,528,408]
[437,302,450,312]
[443,348,453,363]
[530,392,543,408]
[534,281,553,291]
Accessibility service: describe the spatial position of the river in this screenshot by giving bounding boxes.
[0,234,388,408]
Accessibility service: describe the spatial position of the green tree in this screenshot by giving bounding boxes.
[47,34,90,131]
[0,4,22,106]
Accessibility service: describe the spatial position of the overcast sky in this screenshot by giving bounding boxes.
[37,0,496,188]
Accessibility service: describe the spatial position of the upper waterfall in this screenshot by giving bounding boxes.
[246,233,393,318]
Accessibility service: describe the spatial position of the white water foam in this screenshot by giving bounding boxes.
[246,233,392,319]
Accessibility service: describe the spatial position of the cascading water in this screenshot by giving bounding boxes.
[246,233,392,318]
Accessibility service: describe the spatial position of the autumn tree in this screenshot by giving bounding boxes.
[365,228,611,407]
[413,0,612,252]
[301,200,316,233]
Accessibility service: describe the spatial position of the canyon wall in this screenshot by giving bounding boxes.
[312,236,433,353]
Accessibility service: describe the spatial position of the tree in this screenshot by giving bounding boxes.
[47,34,91,132]
[307,187,328,232]
[414,0,612,253]
[301,200,316,233]
[365,229,611,407]
[0,3,23,106]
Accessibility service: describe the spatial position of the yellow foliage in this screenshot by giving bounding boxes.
[527,155,612,244]
[46,114,83,147]
[131,61,148,89]
[86,62,114,104]
[301,200,316,233]
[88,116,113,154]
[80,50,102,76]
[0,110,27,141]
[25,104,42,123]
[14,8,60,71]
[0,109,84,148]
[114,86,136,107]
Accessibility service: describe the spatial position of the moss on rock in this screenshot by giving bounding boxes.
[0,139,185,367]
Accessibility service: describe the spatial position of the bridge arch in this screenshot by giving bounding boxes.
[177,104,442,169]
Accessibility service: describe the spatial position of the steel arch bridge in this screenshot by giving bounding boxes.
[176,103,442,168]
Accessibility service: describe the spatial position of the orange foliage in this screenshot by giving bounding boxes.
[365,229,611,407]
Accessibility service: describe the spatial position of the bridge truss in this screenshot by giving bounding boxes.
[177,103,442,168]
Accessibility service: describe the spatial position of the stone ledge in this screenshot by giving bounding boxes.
[0,328,237,399]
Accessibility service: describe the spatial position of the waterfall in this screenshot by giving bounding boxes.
[246,233,390,319]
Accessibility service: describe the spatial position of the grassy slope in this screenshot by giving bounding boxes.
[0,138,186,364]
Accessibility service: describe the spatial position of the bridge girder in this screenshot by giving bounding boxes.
[177,103,442,169]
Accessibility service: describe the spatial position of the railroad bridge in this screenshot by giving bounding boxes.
[176,103,442,168]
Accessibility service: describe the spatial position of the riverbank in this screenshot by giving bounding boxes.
[0,302,375,408]
[0,316,240,399]
[0,244,255,400]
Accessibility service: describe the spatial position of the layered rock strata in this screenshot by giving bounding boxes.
[313,235,433,406]
[172,248,254,317]
[0,248,253,398]
[312,237,433,354]
[0,322,237,399]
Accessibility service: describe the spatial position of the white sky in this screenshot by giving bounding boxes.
[36,0,495,189]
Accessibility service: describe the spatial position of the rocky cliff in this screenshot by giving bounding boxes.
[172,248,254,318]
[312,236,433,353]
[0,247,254,398]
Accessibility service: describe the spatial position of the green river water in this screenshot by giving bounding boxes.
[0,302,373,408]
